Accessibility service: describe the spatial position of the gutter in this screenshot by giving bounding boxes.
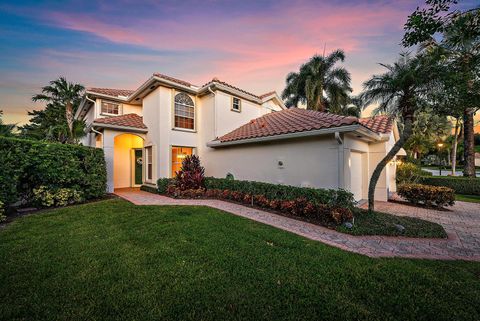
[207,86,217,138]
[91,122,148,133]
[207,124,364,148]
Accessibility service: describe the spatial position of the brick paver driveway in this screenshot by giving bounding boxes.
[115,189,480,261]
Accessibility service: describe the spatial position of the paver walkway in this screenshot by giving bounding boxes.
[115,189,480,261]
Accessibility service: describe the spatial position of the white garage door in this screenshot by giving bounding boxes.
[350,152,363,201]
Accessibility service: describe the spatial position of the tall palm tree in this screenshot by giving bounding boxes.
[360,53,430,212]
[282,50,352,112]
[32,77,84,143]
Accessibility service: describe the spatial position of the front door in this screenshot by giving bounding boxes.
[134,149,143,186]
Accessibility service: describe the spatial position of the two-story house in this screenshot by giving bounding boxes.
[76,73,400,201]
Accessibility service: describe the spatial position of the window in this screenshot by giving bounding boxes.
[145,146,153,181]
[101,101,121,115]
[171,146,193,177]
[174,93,195,130]
[232,97,241,112]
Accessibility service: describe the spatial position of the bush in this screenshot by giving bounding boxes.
[33,186,84,208]
[0,137,106,207]
[0,200,5,223]
[396,162,425,184]
[156,178,173,194]
[173,155,205,191]
[419,176,480,196]
[204,177,355,209]
[398,183,455,208]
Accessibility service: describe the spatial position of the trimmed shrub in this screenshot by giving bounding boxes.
[419,176,480,196]
[33,186,84,207]
[0,137,106,207]
[204,177,355,209]
[0,200,5,223]
[398,183,455,208]
[396,162,425,184]
[156,178,174,194]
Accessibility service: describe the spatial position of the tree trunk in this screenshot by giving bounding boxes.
[463,108,476,177]
[65,101,74,142]
[368,116,413,212]
[451,117,460,176]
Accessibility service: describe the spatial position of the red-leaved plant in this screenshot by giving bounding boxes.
[174,155,205,191]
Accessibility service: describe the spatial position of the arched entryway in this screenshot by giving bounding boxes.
[114,133,144,189]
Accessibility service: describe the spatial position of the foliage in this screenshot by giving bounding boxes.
[172,155,206,191]
[337,208,447,238]
[396,162,427,184]
[398,183,455,207]
[33,186,83,208]
[0,111,15,137]
[204,177,355,209]
[281,50,356,113]
[420,176,480,195]
[20,77,86,144]
[140,184,159,194]
[155,178,174,194]
[0,136,106,207]
[0,200,5,223]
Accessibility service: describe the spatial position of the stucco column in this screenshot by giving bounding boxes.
[335,132,345,190]
[102,129,115,193]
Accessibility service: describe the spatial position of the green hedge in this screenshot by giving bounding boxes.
[204,177,355,208]
[398,183,455,208]
[0,137,107,206]
[419,176,480,196]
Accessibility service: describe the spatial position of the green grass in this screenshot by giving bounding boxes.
[337,209,447,238]
[456,194,480,203]
[1,199,479,321]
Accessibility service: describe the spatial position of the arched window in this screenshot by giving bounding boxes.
[174,93,195,130]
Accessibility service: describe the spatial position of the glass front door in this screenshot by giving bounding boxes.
[171,146,193,177]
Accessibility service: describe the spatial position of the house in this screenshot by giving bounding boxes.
[76,73,400,201]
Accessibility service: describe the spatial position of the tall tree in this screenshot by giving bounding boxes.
[31,77,85,143]
[0,111,15,137]
[282,50,352,112]
[360,53,431,212]
[403,1,480,177]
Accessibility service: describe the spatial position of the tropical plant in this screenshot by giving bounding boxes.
[173,155,205,191]
[359,53,431,212]
[0,111,15,137]
[27,77,85,143]
[281,50,352,112]
[403,1,480,177]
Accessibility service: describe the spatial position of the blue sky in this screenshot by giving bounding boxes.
[0,0,476,124]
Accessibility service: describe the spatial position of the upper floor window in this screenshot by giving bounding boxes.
[174,93,195,130]
[232,97,241,112]
[101,101,121,115]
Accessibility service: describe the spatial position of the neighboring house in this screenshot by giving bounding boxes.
[76,73,400,201]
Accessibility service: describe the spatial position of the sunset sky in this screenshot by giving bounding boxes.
[0,0,476,124]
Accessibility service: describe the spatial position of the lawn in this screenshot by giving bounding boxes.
[1,199,479,321]
[456,194,480,203]
[337,209,447,238]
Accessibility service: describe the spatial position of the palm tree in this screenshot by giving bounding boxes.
[360,53,430,212]
[282,50,352,111]
[0,111,15,136]
[32,77,84,143]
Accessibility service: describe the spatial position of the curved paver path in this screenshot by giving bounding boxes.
[115,189,480,261]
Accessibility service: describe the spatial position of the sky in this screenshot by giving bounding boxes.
[0,0,476,125]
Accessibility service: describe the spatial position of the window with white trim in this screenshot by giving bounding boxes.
[232,97,241,112]
[145,146,153,181]
[101,101,121,115]
[174,93,195,130]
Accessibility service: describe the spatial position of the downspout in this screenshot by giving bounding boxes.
[335,132,345,190]
[86,95,102,146]
[91,127,103,148]
[208,86,217,138]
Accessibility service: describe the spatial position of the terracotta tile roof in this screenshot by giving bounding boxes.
[359,115,393,134]
[202,77,261,99]
[259,91,276,99]
[218,108,358,142]
[153,73,193,87]
[93,113,147,130]
[217,109,394,143]
[87,88,135,98]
